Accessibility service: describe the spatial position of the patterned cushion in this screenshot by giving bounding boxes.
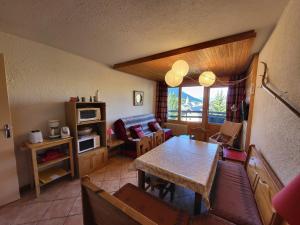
[148,121,162,132]
[133,125,145,138]
[129,125,143,139]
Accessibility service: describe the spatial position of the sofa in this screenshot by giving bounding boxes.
[114,114,172,158]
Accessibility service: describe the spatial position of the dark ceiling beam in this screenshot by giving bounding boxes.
[113,30,256,69]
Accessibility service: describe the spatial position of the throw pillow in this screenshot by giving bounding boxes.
[129,125,145,138]
[148,121,162,132]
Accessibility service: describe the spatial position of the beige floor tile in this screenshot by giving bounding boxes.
[69,196,82,215]
[43,198,76,219]
[101,180,120,192]
[103,168,121,181]
[0,204,20,225]
[14,201,52,225]
[64,214,83,225]
[119,177,138,187]
[56,182,80,199]
[36,217,65,225]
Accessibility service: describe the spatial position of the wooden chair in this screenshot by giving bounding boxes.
[188,126,206,141]
[209,121,242,147]
[152,130,165,147]
[136,136,153,157]
[81,176,190,225]
[81,176,233,225]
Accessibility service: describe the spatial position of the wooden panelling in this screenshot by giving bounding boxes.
[113,31,256,81]
[246,147,285,225]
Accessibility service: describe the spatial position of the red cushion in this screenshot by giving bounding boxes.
[223,148,247,162]
[134,126,145,138]
[129,124,145,138]
[148,121,162,132]
[113,119,128,141]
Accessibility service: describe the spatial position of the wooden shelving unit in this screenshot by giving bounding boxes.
[25,137,74,197]
[65,102,108,177]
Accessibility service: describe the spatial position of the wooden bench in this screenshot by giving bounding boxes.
[210,145,287,225]
[81,176,234,225]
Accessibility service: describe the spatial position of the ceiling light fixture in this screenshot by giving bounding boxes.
[198,71,216,87]
[171,60,189,77]
[165,60,248,88]
[165,69,183,87]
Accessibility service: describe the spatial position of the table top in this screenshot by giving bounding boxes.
[135,136,219,207]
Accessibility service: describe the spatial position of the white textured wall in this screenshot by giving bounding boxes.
[251,0,300,185]
[0,32,156,187]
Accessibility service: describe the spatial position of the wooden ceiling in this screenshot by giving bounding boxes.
[113,30,256,81]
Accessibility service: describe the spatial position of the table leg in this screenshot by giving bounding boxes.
[138,170,145,190]
[194,192,202,215]
[31,150,40,197]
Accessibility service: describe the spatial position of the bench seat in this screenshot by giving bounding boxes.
[114,183,190,225]
[210,161,262,225]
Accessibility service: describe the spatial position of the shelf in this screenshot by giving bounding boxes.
[38,155,70,170]
[39,167,71,185]
[78,146,106,156]
[77,120,106,126]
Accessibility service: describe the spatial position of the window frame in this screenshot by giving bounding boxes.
[167,84,228,125]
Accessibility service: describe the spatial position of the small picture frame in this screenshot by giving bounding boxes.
[133,91,144,106]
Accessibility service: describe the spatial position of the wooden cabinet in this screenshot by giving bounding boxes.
[65,102,108,177]
[78,147,108,176]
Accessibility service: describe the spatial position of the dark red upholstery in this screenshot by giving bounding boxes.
[114,119,128,141]
[210,161,262,225]
[129,125,145,138]
[164,128,172,140]
[114,183,190,225]
[192,214,236,225]
[272,174,300,225]
[222,148,247,163]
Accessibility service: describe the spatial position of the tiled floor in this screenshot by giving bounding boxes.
[0,155,197,225]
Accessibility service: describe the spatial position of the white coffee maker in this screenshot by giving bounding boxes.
[48,120,60,139]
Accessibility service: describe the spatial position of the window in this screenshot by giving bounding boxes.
[167,87,179,120]
[181,86,204,122]
[208,87,228,124]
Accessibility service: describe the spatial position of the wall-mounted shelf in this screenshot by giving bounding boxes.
[260,62,300,118]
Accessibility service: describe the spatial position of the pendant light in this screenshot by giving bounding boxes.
[165,70,183,87]
[171,60,189,77]
[198,71,216,87]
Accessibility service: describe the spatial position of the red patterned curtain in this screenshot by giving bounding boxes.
[226,74,246,122]
[155,81,168,123]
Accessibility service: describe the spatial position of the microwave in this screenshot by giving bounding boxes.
[78,134,100,153]
[77,108,101,123]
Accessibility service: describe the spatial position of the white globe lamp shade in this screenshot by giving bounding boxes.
[172,60,189,77]
[165,70,183,87]
[198,71,216,87]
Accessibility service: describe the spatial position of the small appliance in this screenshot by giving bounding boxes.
[29,130,43,144]
[60,126,70,138]
[77,134,100,153]
[77,108,101,123]
[48,120,60,139]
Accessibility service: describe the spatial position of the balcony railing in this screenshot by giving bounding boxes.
[168,110,226,123]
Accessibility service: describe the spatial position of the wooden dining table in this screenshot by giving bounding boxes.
[134,136,219,215]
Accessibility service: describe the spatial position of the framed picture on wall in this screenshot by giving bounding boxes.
[133,91,144,106]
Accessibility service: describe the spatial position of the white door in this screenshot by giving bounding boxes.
[0,54,20,206]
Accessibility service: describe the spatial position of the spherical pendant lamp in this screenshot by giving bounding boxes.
[172,60,189,77]
[165,69,183,87]
[198,71,216,87]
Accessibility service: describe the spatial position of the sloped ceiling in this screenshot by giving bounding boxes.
[0,0,289,66]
